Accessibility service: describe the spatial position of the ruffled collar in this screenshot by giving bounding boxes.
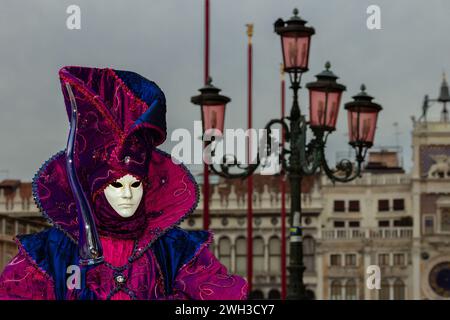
[32,148,200,246]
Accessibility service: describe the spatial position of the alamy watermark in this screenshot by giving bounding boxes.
[66,265,81,290]
[366,265,381,290]
[66,5,81,30]
[367,5,381,30]
[170,121,282,175]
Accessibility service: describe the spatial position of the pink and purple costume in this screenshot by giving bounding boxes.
[0,66,248,300]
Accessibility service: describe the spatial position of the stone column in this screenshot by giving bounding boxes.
[264,242,269,274]
[0,217,4,235]
[316,250,324,299]
[231,243,236,274]
[412,182,421,299]
[412,240,421,299]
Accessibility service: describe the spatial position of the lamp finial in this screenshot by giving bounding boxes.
[280,63,285,79]
[246,23,254,38]
[361,84,366,92]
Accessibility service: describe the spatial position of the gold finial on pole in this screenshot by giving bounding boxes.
[246,23,254,43]
[280,63,285,80]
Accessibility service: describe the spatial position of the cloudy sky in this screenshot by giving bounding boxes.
[0,0,449,181]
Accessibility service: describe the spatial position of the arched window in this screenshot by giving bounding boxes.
[218,237,231,270]
[345,279,357,300]
[253,237,265,273]
[393,279,405,300]
[268,289,281,300]
[330,280,342,300]
[5,218,15,235]
[379,279,390,300]
[303,236,315,272]
[269,236,281,273]
[235,237,247,276]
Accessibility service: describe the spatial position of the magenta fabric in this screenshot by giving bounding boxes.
[82,236,158,300]
[0,250,56,300]
[169,245,249,300]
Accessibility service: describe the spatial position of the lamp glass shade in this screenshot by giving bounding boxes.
[281,34,311,71]
[309,90,342,131]
[202,104,225,135]
[347,107,379,146]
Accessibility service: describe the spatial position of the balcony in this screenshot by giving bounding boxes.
[321,173,411,187]
[321,227,413,240]
[322,228,365,240]
[369,228,413,239]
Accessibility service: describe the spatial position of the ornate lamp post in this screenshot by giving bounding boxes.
[191,8,383,300]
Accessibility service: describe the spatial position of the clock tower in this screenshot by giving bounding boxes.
[411,74,450,299]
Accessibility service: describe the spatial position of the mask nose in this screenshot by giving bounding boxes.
[121,184,132,199]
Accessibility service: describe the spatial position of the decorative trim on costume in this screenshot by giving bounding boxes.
[176,229,214,276]
[31,150,78,244]
[13,237,54,284]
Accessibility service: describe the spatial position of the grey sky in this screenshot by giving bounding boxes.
[1,0,449,181]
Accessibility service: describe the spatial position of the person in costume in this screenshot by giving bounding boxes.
[0,66,248,300]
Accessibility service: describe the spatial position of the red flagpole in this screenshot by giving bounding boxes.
[203,0,210,230]
[246,24,254,294]
[280,64,287,300]
[204,0,209,83]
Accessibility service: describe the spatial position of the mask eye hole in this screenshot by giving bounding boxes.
[131,181,141,188]
[111,181,123,188]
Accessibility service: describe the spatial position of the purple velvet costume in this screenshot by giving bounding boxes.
[0,66,248,300]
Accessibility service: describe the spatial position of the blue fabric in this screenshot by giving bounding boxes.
[113,69,167,134]
[151,227,210,295]
[18,226,209,299]
[17,227,94,300]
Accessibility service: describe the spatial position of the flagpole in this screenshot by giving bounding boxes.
[203,0,210,230]
[280,63,287,300]
[246,23,254,294]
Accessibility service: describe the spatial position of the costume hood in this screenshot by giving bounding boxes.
[32,66,199,243]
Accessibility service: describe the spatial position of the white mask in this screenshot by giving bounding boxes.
[104,174,144,218]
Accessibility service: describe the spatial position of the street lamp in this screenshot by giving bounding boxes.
[306,61,346,132]
[345,84,383,151]
[191,8,382,300]
[274,8,315,73]
[191,77,231,135]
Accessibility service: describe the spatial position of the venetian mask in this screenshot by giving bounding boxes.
[104,174,143,218]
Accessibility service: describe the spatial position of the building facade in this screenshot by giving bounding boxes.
[0,180,48,272]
